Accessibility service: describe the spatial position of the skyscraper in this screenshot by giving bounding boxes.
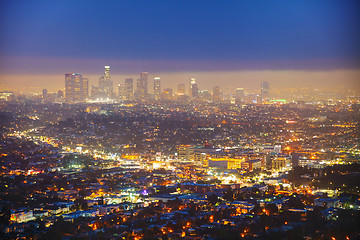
[261,81,269,102]
[213,86,220,103]
[92,66,113,100]
[136,72,148,99]
[124,78,134,100]
[153,77,161,100]
[103,66,113,98]
[177,83,185,95]
[82,77,89,99]
[118,84,126,100]
[235,88,245,104]
[42,89,48,100]
[65,73,88,102]
[104,66,110,82]
[190,78,199,98]
[162,88,173,101]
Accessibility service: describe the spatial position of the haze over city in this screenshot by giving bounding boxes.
[1,0,360,92]
[1,1,360,240]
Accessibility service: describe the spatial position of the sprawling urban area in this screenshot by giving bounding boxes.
[1,66,359,240]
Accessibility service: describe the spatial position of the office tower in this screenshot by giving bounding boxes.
[103,66,113,98]
[177,83,185,95]
[153,77,161,100]
[190,78,199,98]
[199,90,211,102]
[94,66,113,99]
[65,73,88,102]
[162,88,173,101]
[96,76,107,99]
[136,72,148,99]
[104,65,110,82]
[177,145,194,161]
[261,81,269,102]
[124,78,134,100]
[213,86,220,103]
[42,89,48,100]
[235,88,245,104]
[82,77,89,99]
[118,84,126,100]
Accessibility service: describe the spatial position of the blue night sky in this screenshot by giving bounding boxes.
[0,0,359,90]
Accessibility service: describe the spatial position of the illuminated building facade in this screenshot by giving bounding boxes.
[241,159,262,171]
[177,145,194,161]
[190,78,199,98]
[136,72,148,99]
[272,157,291,170]
[103,66,113,98]
[235,88,245,104]
[0,91,14,101]
[162,88,173,100]
[118,84,126,100]
[94,66,113,99]
[10,209,35,223]
[124,78,134,100]
[208,158,245,170]
[153,77,161,100]
[65,73,88,102]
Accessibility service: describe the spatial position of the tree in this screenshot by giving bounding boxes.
[265,203,278,215]
[223,188,235,202]
[208,194,219,205]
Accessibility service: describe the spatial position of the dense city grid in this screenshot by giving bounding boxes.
[0,71,359,239]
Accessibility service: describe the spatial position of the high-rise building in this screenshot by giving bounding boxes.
[177,84,185,95]
[42,89,48,100]
[65,73,88,102]
[261,81,269,102]
[199,90,211,101]
[235,88,245,104]
[104,66,110,82]
[190,78,199,98]
[136,72,148,99]
[153,77,161,100]
[91,85,105,100]
[103,66,113,98]
[118,84,126,100]
[82,77,89,99]
[124,78,134,100]
[213,86,220,103]
[65,74,88,102]
[92,66,113,99]
[162,88,173,101]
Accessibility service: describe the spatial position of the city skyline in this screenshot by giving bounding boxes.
[1,1,360,239]
[1,0,360,92]
[1,69,359,94]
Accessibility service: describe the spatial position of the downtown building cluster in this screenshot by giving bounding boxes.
[62,66,271,104]
[1,70,360,240]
